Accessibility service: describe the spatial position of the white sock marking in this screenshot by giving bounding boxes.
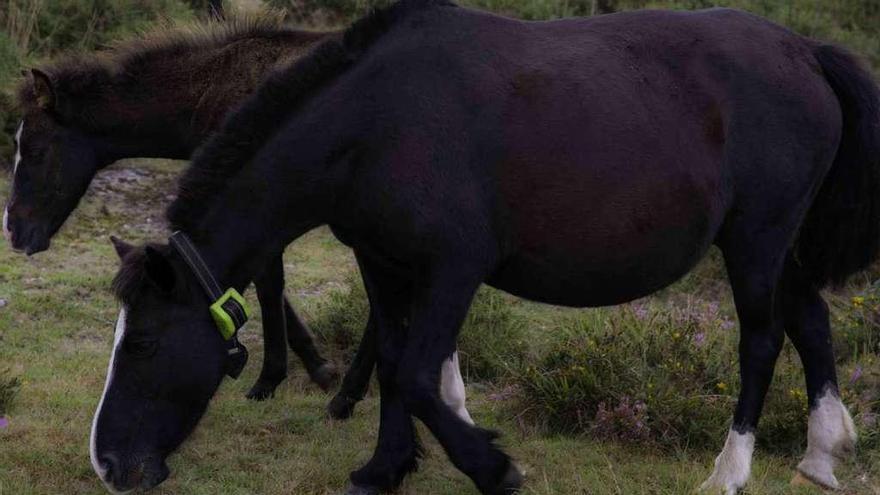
[797,389,856,489]
[439,351,474,425]
[700,429,755,495]
[90,308,133,495]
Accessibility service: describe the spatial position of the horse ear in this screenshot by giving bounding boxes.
[110,236,134,259]
[30,69,56,110]
[144,246,177,293]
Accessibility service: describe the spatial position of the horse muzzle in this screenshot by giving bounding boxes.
[96,452,170,494]
[3,204,51,255]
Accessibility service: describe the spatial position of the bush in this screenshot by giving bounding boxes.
[512,298,880,453]
[308,274,525,382]
[1,0,194,58]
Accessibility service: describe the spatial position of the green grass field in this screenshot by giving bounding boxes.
[0,158,877,494]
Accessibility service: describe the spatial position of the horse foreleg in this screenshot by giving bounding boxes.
[247,256,289,400]
[394,265,520,495]
[346,257,420,494]
[780,256,856,490]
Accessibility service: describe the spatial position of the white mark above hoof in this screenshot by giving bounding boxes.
[440,351,475,425]
[699,429,755,495]
[796,389,857,491]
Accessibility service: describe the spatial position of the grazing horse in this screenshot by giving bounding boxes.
[4,18,471,418]
[91,1,880,494]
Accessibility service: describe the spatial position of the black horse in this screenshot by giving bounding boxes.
[4,18,454,417]
[91,1,880,494]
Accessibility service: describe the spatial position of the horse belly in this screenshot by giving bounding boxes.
[489,163,725,307]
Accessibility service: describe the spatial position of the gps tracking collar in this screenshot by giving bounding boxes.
[169,231,250,379]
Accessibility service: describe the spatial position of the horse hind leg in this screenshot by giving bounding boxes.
[780,255,856,489]
[284,298,338,390]
[700,228,791,494]
[440,351,475,425]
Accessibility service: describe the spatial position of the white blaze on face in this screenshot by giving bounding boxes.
[13,120,23,175]
[796,389,857,489]
[699,429,755,495]
[90,308,131,494]
[439,351,474,425]
[3,120,23,239]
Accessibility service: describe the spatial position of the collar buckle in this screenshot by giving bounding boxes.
[169,231,250,378]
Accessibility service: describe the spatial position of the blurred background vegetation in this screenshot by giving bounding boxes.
[0,0,879,462]
[0,0,877,163]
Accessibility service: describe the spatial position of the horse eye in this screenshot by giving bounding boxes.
[123,338,158,358]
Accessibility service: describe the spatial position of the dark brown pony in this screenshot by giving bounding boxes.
[92,1,879,494]
[5,18,381,411]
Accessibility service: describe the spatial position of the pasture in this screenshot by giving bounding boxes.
[1,1,880,494]
[0,164,877,494]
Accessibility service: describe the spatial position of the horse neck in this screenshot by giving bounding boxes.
[94,31,331,165]
[185,167,331,292]
[183,128,355,291]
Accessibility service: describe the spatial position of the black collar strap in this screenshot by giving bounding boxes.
[169,231,249,379]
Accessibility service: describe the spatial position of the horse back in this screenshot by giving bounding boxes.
[333,6,840,305]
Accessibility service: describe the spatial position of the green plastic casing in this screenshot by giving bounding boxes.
[209,288,251,340]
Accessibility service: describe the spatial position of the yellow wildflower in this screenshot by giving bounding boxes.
[717,382,728,392]
[852,296,865,308]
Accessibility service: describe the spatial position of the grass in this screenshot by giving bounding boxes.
[1,159,878,494]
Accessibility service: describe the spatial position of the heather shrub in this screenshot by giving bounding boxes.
[513,297,880,453]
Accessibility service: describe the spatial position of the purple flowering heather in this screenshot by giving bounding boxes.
[850,365,863,384]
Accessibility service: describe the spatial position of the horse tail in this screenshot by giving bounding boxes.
[795,44,880,288]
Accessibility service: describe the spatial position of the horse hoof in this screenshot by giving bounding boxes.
[791,470,839,491]
[245,380,280,401]
[327,394,358,420]
[342,484,379,495]
[310,362,339,391]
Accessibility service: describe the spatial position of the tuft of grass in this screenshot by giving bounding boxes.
[0,369,19,416]
[458,287,527,382]
[307,272,370,362]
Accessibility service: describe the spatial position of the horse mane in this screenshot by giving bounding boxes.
[166,0,455,233]
[15,12,326,124]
